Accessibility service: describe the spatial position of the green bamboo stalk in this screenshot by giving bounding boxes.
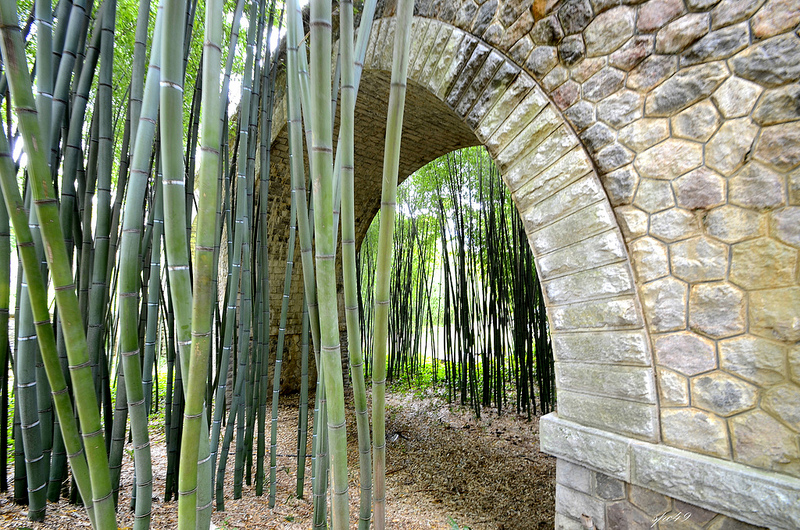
[372,1,415,527]
[296,291,310,498]
[0,3,116,526]
[338,0,372,526]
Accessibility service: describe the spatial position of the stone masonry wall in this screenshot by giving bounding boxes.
[266,0,800,526]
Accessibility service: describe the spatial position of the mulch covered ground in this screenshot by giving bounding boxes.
[1,388,555,529]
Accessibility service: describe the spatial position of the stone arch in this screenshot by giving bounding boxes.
[266,1,800,527]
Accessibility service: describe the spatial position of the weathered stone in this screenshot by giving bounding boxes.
[656,13,710,54]
[607,501,654,529]
[556,362,655,402]
[689,282,746,339]
[730,410,800,476]
[691,372,758,416]
[631,237,669,282]
[790,168,800,205]
[749,287,800,341]
[719,336,786,387]
[522,175,605,231]
[563,100,595,132]
[554,329,651,365]
[712,76,763,119]
[790,346,800,384]
[550,297,642,331]
[731,34,800,87]
[499,0,533,27]
[673,500,718,526]
[641,277,687,332]
[629,484,671,516]
[525,45,559,78]
[508,35,533,64]
[618,118,669,152]
[511,145,590,204]
[453,1,478,30]
[658,368,690,406]
[595,142,634,173]
[471,0,498,36]
[753,85,800,125]
[609,35,653,71]
[558,35,585,66]
[527,201,614,254]
[554,513,584,530]
[729,162,786,210]
[670,236,728,282]
[483,87,548,157]
[681,22,749,67]
[584,6,635,57]
[753,121,800,172]
[570,57,605,83]
[752,0,800,39]
[597,89,643,128]
[583,67,624,102]
[556,459,592,492]
[594,473,625,500]
[730,238,797,290]
[638,0,686,33]
[650,208,700,242]
[661,407,731,458]
[706,118,759,176]
[627,55,678,92]
[543,65,569,91]
[763,384,800,431]
[771,207,800,247]
[557,389,657,439]
[579,122,614,154]
[707,516,773,530]
[674,167,726,210]
[532,14,564,45]
[671,100,721,142]
[499,11,535,50]
[555,483,607,526]
[704,205,766,243]
[645,61,729,116]
[634,178,674,213]
[654,332,717,376]
[543,263,633,304]
[553,80,581,110]
[711,0,765,29]
[558,0,594,34]
[465,62,520,129]
[635,139,703,180]
[601,165,639,206]
[686,0,722,10]
[615,205,649,239]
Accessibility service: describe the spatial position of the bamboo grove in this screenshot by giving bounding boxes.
[358,147,555,420]
[0,0,552,528]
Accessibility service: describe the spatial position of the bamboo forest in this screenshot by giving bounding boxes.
[0,0,555,528]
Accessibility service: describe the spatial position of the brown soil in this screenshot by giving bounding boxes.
[0,388,555,529]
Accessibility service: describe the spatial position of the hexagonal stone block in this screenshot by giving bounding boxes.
[790,345,800,385]
[631,236,669,282]
[671,100,721,142]
[674,167,725,210]
[691,372,757,416]
[618,118,669,153]
[645,61,728,117]
[628,54,678,93]
[614,205,648,239]
[752,0,800,39]
[662,407,731,458]
[730,238,797,290]
[749,287,800,342]
[609,35,653,72]
[711,0,764,29]
[730,410,800,476]
[712,76,763,119]
[689,282,746,339]
[629,484,671,516]
[650,208,700,242]
[729,161,787,211]
[670,236,728,282]
[558,0,593,35]
[654,331,717,376]
[635,139,703,180]
[599,165,638,206]
[584,6,635,57]
[582,67,625,102]
[597,89,644,128]
[719,335,786,387]
[656,13,709,54]
[762,383,800,432]
[753,121,800,172]
[752,85,800,126]
[730,33,800,88]
[703,205,765,243]
[658,367,689,406]
[642,277,687,332]
[570,57,605,83]
[595,142,634,174]
[634,178,675,213]
[771,207,800,248]
[706,118,759,176]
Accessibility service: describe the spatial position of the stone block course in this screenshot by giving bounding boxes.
[557,389,658,440]
[556,362,656,402]
[553,329,652,365]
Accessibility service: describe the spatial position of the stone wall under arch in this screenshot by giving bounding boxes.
[265,1,800,527]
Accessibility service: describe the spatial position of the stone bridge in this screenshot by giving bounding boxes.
[264,0,800,527]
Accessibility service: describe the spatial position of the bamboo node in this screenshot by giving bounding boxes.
[159,80,184,92]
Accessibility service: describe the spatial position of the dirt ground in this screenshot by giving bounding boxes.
[0,388,556,529]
